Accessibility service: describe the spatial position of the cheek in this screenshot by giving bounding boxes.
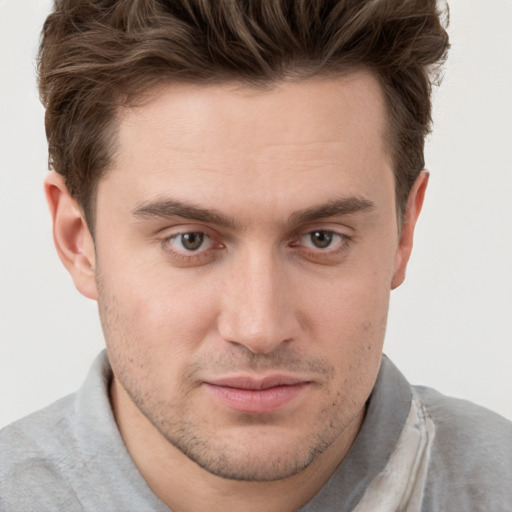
[296,261,391,391]
[309,279,389,364]
[96,254,222,375]
[301,252,392,336]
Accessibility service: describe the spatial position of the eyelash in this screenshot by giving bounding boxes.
[292,231,352,262]
[160,229,352,264]
[160,231,222,263]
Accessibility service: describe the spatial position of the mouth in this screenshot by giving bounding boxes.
[203,375,311,414]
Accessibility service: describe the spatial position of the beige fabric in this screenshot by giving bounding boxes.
[353,392,435,512]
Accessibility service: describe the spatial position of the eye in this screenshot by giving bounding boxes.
[167,232,211,252]
[301,230,343,249]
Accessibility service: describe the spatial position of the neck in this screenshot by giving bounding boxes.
[110,377,364,512]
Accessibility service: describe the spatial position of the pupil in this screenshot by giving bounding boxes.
[311,231,332,248]
[182,232,203,251]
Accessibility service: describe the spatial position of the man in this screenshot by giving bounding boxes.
[1,0,511,511]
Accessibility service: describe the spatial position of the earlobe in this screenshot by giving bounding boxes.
[391,171,429,290]
[44,171,98,300]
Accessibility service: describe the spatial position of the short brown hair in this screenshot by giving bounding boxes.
[38,0,449,228]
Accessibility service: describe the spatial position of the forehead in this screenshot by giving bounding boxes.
[117,71,387,153]
[103,72,393,220]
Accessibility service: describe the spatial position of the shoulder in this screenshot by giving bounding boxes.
[0,395,83,512]
[0,393,78,466]
[415,385,512,456]
[414,386,512,511]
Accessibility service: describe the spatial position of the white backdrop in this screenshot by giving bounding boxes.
[1,0,511,428]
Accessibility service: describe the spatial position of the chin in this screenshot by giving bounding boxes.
[160,420,341,482]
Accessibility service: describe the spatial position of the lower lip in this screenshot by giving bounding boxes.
[204,383,308,413]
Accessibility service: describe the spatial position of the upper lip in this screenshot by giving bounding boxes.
[205,375,310,390]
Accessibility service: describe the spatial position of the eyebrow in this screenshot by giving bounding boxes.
[131,198,241,229]
[131,195,375,228]
[289,196,375,225]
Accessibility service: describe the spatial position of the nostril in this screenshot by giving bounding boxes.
[225,335,295,355]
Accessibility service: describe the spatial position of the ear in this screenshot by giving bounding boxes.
[391,171,429,290]
[44,171,98,300]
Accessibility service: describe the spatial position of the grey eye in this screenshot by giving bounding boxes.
[180,232,205,251]
[309,231,334,249]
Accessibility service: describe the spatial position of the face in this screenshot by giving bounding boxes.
[66,73,420,482]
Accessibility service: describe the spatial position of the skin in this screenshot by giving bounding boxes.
[45,72,427,512]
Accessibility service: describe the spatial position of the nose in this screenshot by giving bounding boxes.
[217,248,300,354]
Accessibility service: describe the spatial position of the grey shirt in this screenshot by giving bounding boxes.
[1,351,511,511]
